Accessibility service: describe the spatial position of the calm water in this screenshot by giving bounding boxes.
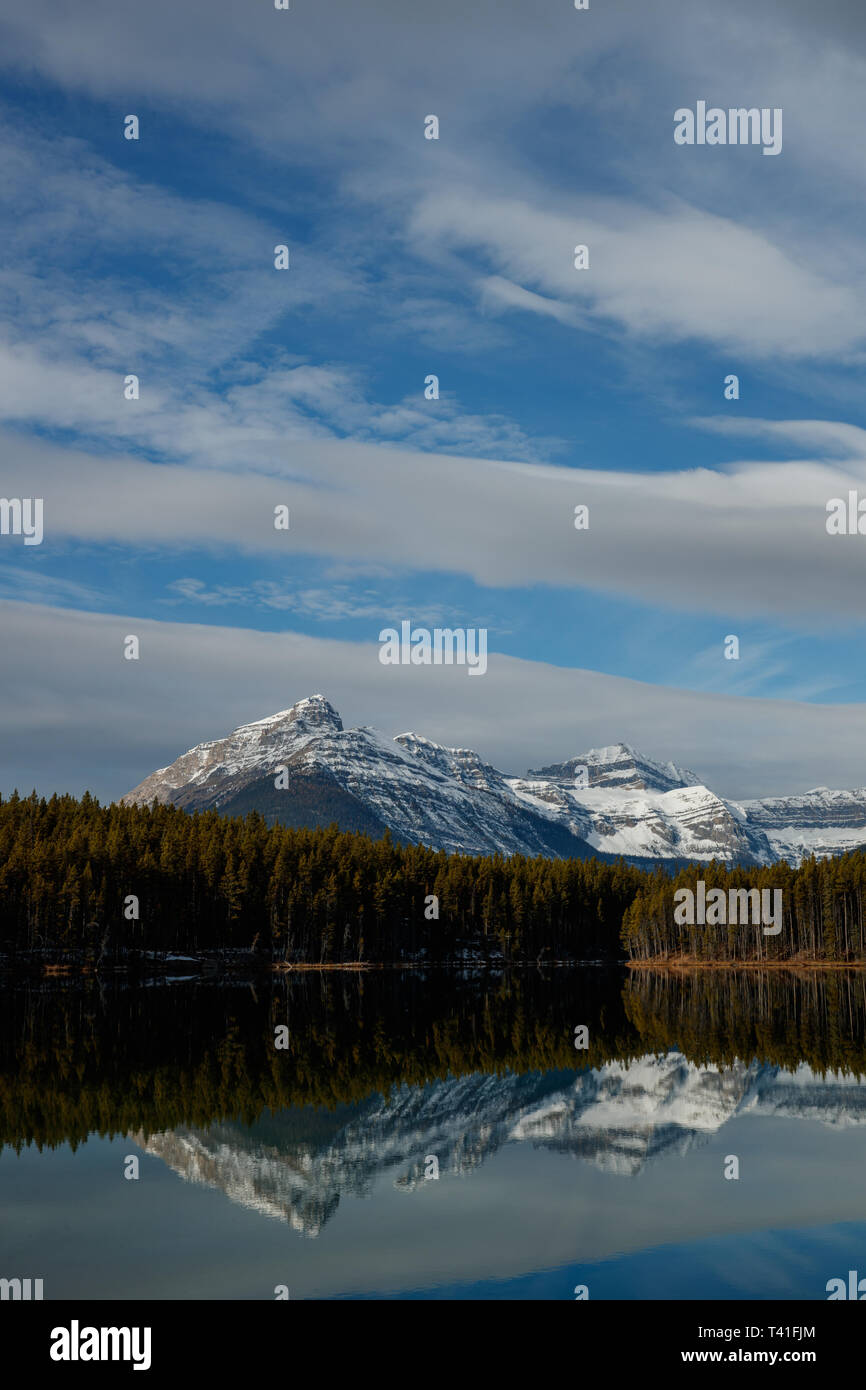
[2,968,866,1299]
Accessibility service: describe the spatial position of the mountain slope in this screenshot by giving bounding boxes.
[123,694,866,866]
[135,1054,866,1236]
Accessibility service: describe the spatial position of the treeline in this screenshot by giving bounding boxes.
[2,790,866,962]
[0,790,643,962]
[1,970,623,1150]
[621,858,866,962]
[4,968,866,1152]
[623,968,866,1077]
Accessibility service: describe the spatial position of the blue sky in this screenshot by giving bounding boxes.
[3,0,866,799]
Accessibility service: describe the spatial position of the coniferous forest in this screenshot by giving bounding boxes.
[2,790,866,964]
[2,968,864,1152]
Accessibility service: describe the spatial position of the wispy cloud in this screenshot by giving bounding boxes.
[0,565,106,608]
[4,598,866,802]
[2,0,866,771]
[411,191,864,362]
[163,578,490,626]
[8,425,866,625]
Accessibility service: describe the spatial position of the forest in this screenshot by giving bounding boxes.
[3,968,865,1151]
[1,789,866,963]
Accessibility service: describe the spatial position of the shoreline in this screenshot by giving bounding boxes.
[0,957,619,978]
[627,957,866,971]
[5,955,866,978]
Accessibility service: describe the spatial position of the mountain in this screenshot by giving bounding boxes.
[134,1054,866,1236]
[122,694,866,867]
[733,787,866,862]
[526,743,701,793]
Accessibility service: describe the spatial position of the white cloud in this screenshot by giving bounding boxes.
[7,425,866,623]
[412,192,864,361]
[477,276,582,327]
[3,599,866,802]
[693,417,866,457]
[0,565,106,608]
[163,578,459,623]
[4,0,866,380]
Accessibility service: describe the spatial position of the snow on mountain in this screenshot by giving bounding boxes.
[123,694,866,866]
[506,779,774,864]
[733,787,866,863]
[134,1053,866,1234]
[125,694,344,806]
[527,742,702,793]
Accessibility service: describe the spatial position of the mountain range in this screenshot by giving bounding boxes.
[134,1053,866,1237]
[123,694,866,867]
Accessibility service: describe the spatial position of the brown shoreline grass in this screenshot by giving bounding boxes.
[271,961,380,971]
[21,957,866,977]
[628,955,866,972]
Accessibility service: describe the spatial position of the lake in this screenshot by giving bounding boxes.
[2,967,865,1299]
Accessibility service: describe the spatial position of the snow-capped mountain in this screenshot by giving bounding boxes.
[134,1054,866,1236]
[733,787,866,862]
[526,745,702,793]
[122,694,866,866]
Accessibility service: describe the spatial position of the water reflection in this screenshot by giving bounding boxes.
[133,1052,866,1237]
[3,968,866,1298]
[5,967,866,1152]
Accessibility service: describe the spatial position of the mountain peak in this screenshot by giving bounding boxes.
[526,742,701,793]
[123,703,865,868]
[288,694,343,731]
[240,694,343,735]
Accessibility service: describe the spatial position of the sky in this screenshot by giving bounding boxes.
[2,0,866,801]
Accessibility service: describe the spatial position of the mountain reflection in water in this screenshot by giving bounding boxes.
[3,966,866,1299]
[135,1052,866,1237]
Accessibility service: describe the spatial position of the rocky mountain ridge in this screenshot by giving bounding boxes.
[123,694,866,866]
[136,1054,866,1236]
